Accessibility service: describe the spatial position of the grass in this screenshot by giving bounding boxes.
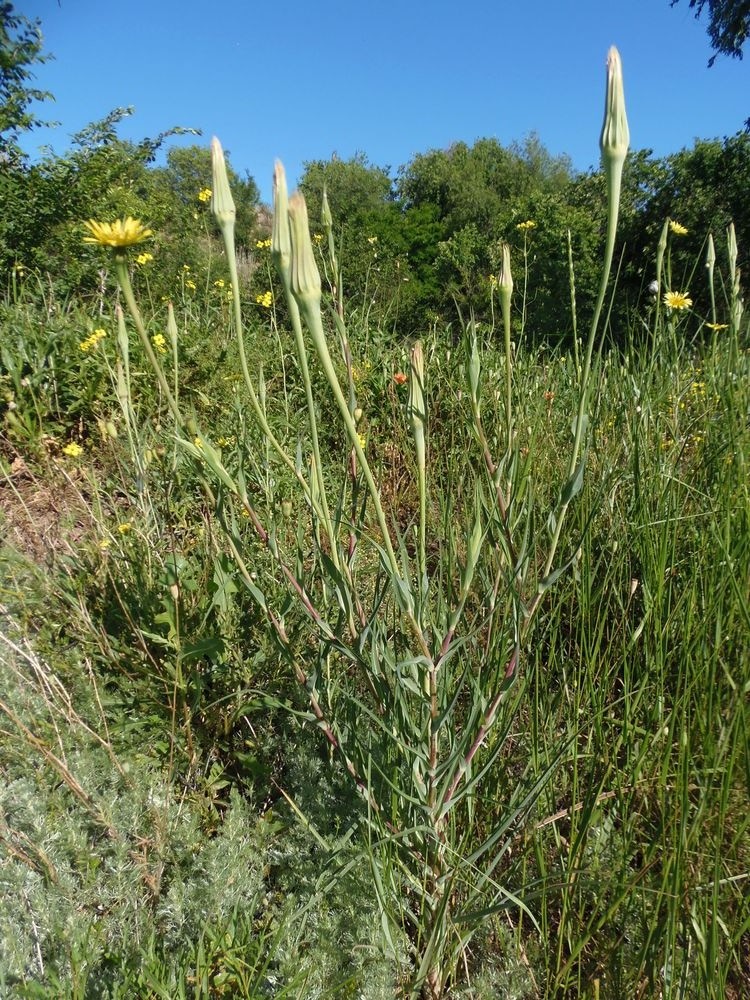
[1,273,747,996]
[1,64,748,997]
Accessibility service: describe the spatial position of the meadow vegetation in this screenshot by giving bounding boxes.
[1,15,749,1000]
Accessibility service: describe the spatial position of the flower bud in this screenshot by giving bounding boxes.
[272,160,292,278]
[321,186,333,230]
[287,192,322,307]
[407,341,426,476]
[599,47,629,171]
[210,137,236,232]
[706,233,716,273]
[498,242,513,314]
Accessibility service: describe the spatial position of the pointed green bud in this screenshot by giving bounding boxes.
[321,186,333,230]
[272,160,291,279]
[407,341,426,476]
[706,233,716,272]
[599,46,629,171]
[210,137,236,232]
[728,221,738,280]
[655,218,669,290]
[498,242,513,309]
[288,192,322,308]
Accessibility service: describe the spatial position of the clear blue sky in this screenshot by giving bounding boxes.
[17,0,750,204]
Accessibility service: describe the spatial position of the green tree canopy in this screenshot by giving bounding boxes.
[0,1,54,163]
[671,0,750,64]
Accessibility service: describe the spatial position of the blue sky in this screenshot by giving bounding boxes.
[17,0,750,203]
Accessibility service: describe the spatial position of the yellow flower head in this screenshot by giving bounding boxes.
[62,441,83,457]
[255,291,273,308]
[198,187,212,203]
[255,238,272,249]
[705,322,728,331]
[117,522,132,534]
[151,333,168,355]
[516,220,536,232]
[186,279,196,291]
[213,279,225,289]
[669,220,688,236]
[78,328,106,352]
[83,217,153,248]
[663,290,693,311]
[135,252,153,266]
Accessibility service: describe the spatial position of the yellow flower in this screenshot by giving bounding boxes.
[117,522,132,534]
[357,433,367,450]
[78,328,106,351]
[313,233,324,243]
[213,279,225,288]
[663,291,693,311]
[186,279,196,291]
[135,252,153,266]
[255,291,273,308]
[193,436,204,449]
[516,220,536,232]
[198,187,212,203]
[669,220,688,236]
[83,217,153,248]
[367,236,378,245]
[705,322,728,331]
[151,333,168,355]
[62,441,83,457]
[255,238,272,249]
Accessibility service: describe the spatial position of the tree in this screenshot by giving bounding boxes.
[671,0,750,64]
[0,2,54,162]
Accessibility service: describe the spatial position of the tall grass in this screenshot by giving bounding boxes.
[0,47,748,1000]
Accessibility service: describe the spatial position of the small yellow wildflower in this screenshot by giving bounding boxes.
[213,279,225,289]
[151,333,168,355]
[186,279,196,291]
[79,328,106,352]
[488,274,498,287]
[367,236,378,245]
[705,322,728,331]
[357,433,367,450]
[255,291,273,308]
[62,442,83,457]
[198,187,212,203]
[664,291,693,311]
[516,220,536,232]
[135,252,153,266]
[313,233,324,243]
[193,436,204,449]
[117,522,132,534]
[83,217,153,248]
[183,264,191,271]
[98,538,111,552]
[255,238,272,249]
[669,220,688,236]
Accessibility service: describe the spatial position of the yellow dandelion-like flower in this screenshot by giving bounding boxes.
[198,187,212,203]
[151,333,168,355]
[669,220,688,236]
[663,290,693,311]
[62,442,83,457]
[135,252,153,266]
[83,217,153,248]
[516,220,536,232]
[705,322,728,331]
